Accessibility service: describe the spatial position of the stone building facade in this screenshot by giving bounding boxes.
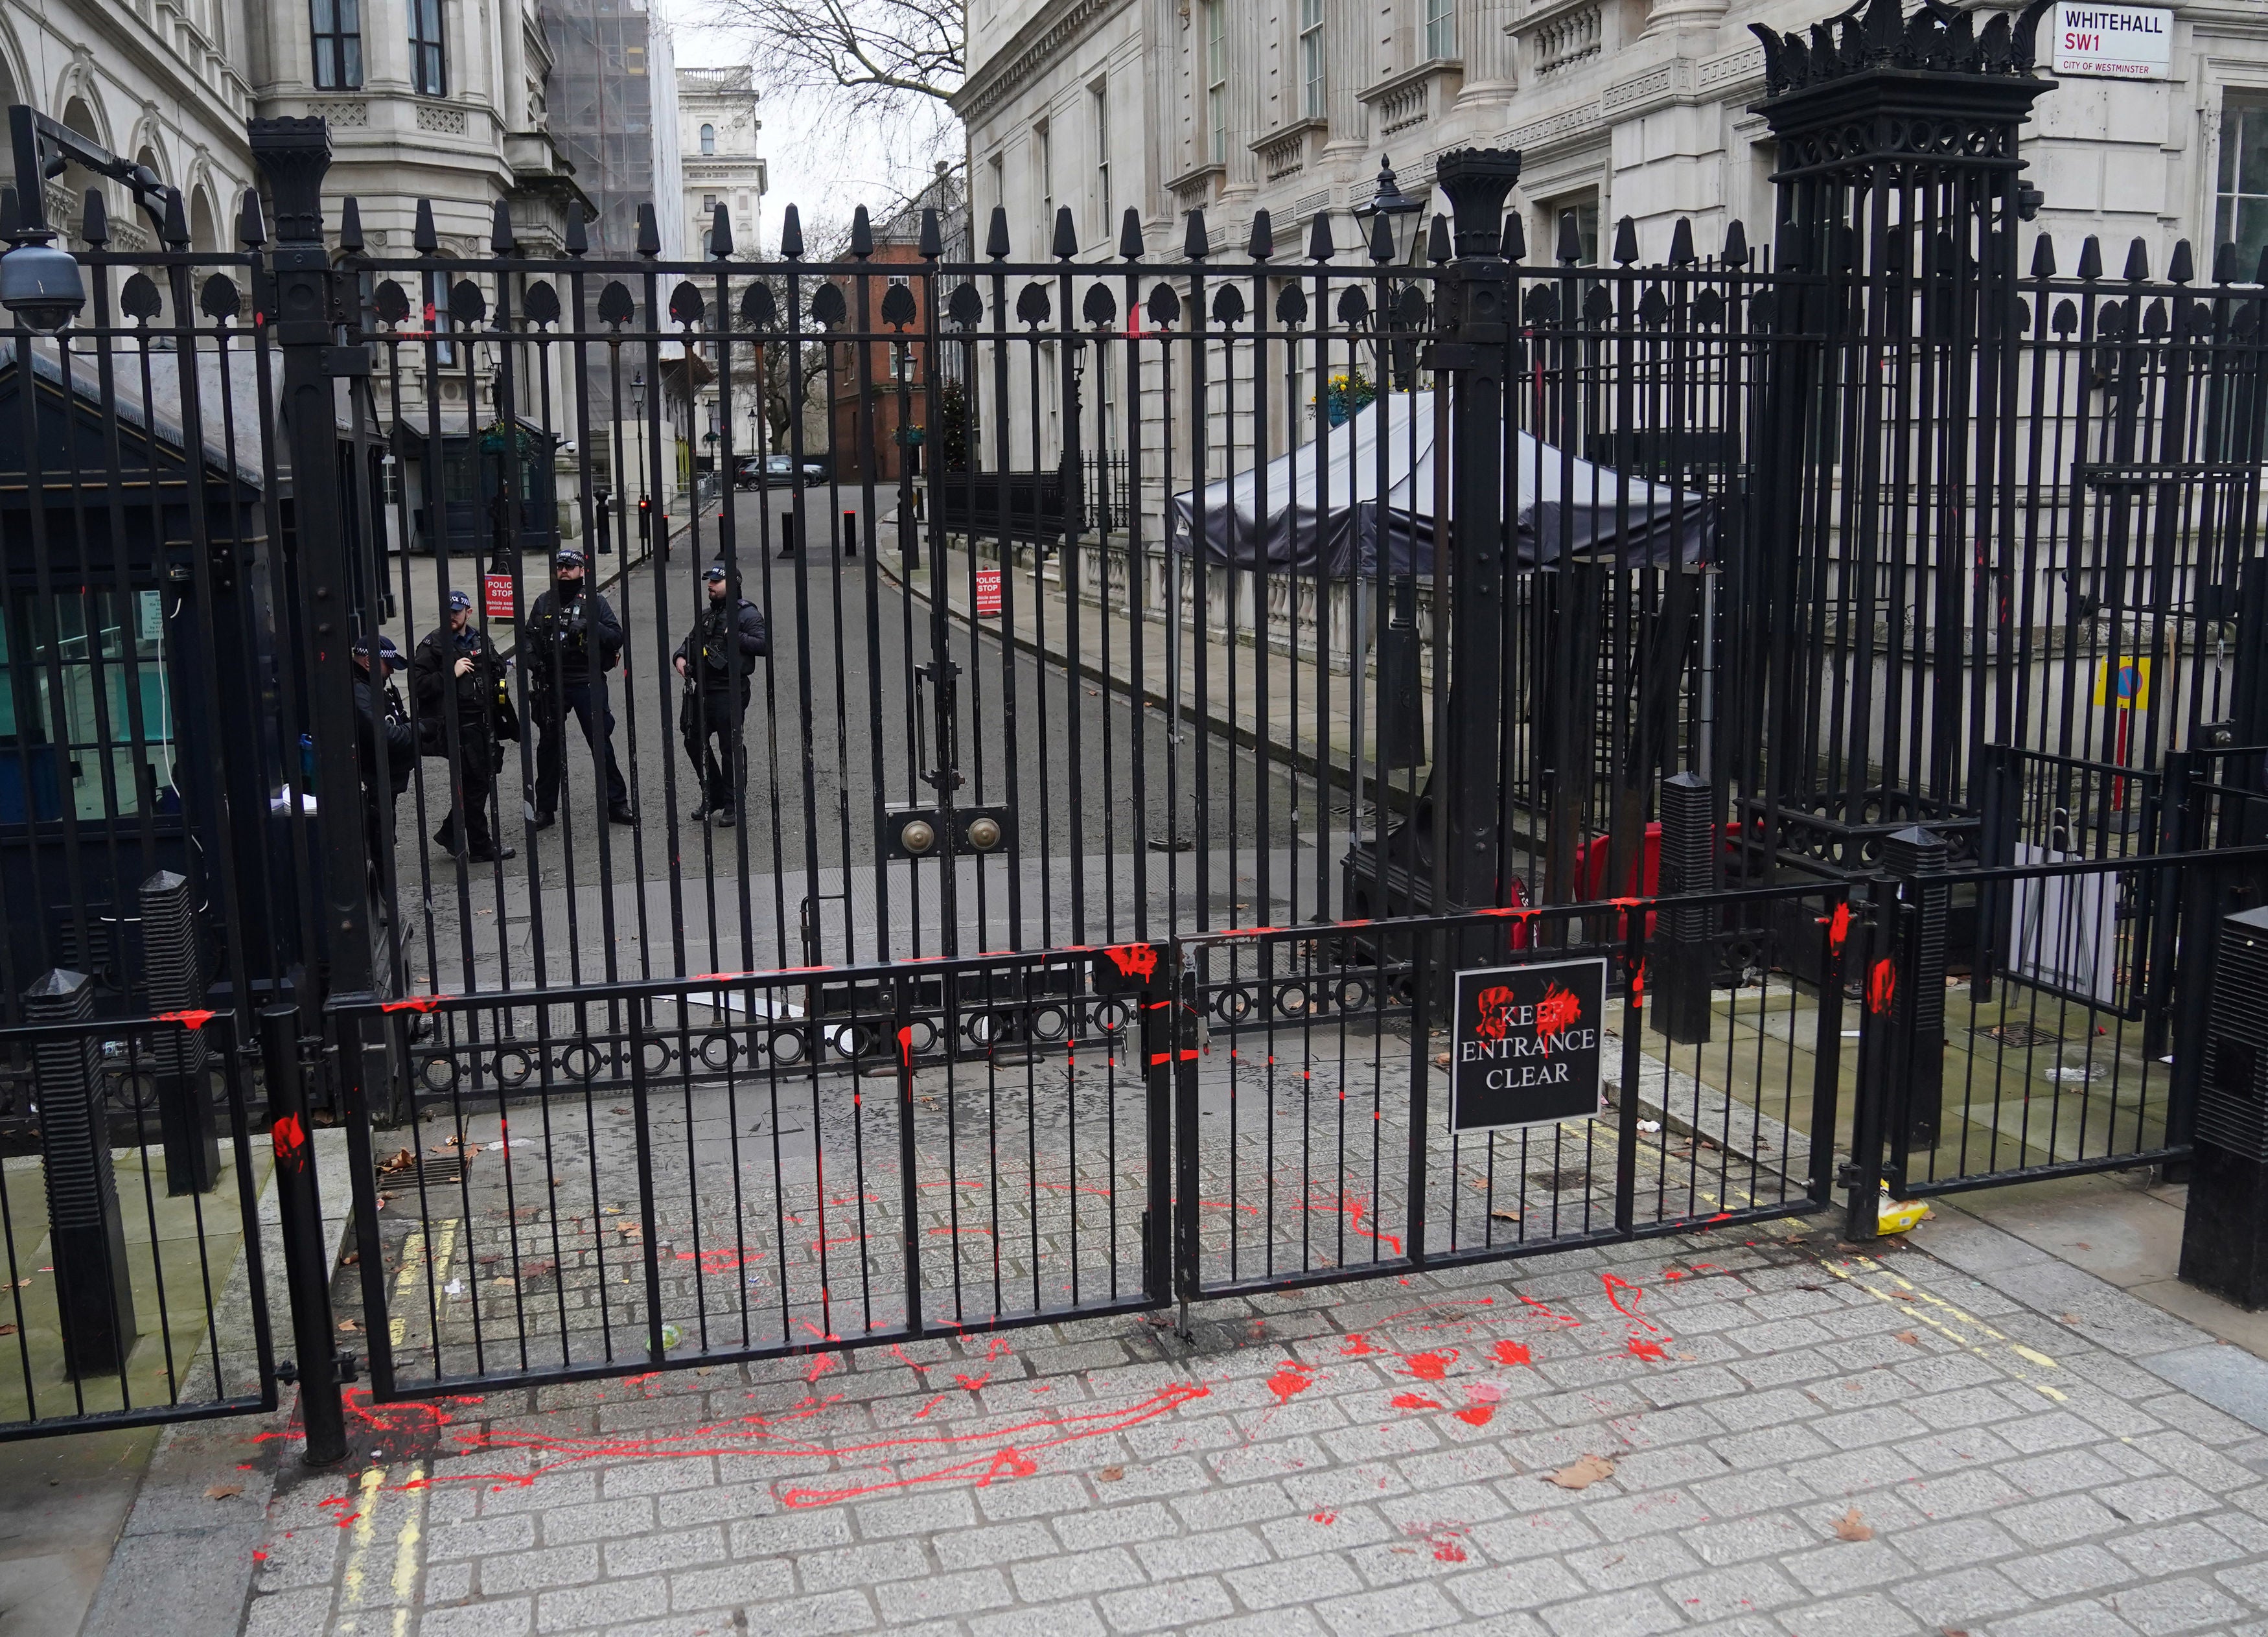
[960,0,2268,297]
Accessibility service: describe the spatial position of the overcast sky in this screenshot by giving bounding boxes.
[662,5,962,254]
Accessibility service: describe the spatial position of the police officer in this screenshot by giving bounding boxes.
[524,546,632,828]
[673,563,769,824]
[411,588,515,863]
[353,634,417,898]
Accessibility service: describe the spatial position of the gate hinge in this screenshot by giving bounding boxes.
[274,1358,298,1383]
[336,1351,360,1383]
[320,346,372,378]
[1834,1161,1866,1190]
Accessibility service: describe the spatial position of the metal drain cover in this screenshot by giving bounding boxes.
[1977,1021,2063,1048]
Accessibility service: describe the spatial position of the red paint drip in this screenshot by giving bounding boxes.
[156,1008,218,1030]
[1601,1273,1662,1334]
[1492,1340,1533,1367]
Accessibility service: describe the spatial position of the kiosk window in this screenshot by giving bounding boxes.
[0,592,175,824]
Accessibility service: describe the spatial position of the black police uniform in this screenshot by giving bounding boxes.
[523,577,630,820]
[673,588,769,816]
[410,616,511,859]
[354,653,418,893]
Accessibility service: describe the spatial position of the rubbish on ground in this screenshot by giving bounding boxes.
[1546,1454,1616,1490]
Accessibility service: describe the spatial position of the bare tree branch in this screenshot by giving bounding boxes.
[715,0,963,119]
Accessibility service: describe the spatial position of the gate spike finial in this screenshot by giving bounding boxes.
[1722,219,1748,267]
[1307,211,1334,261]
[920,206,944,259]
[984,205,1010,260]
[710,200,734,259]
[2213,241,2237,285]
[1053,204,1079,259]
[1427,213,1450,265]
[564,201,587,257]
[490,198,516,256]
[2029,233,2055,279]
[1500,213,1525,262]
[1369,211,1394,263]
[780,203,805,259]
[1185,209,1210,261]
[2121,237,2149,281]
[339,196,364,253]
[636,202,661,257]
[2167,238,2193,284]
[228,189,257,251]
[1247,209,1273,261]
[413,198,439,255]
[1612,216,1639,266]
[1667,216,1695,267]
[79,188,108,248]
[1120,206,1146,261]
[1555,207,1582,266]
[2076,235,2101,279]
[2254,241,2268,289]
[850,203,874,259]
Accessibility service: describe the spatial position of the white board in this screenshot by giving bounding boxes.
[2051,3,2172,80]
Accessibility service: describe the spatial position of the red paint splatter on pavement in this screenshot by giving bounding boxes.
[1602,1273,1662,1333]
[1404,1521,1470,1562]
[953,1372,991,1393]
[1312,1510,1337,1524]
[1340,1333,1383,1356]
[1516,1292,1582,1327]
[912,1394,945,1419]
[1626,1338,1669,1362]
[1391,1393,1442,1411]
[1403,1350,1457,1382]
[1453,1404,1494,1427]
[251,1551,267,1562]
[1492,1340,1534,1367]
[1266,1361,1317,1407]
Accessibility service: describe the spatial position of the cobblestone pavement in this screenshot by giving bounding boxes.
[189,1203,2268,1637]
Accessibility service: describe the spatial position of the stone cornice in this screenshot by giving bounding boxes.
[957,0,1129,124]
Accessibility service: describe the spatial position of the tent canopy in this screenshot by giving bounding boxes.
[1168,390,1714,577]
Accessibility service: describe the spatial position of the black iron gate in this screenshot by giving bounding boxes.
[6,0,2267,1446]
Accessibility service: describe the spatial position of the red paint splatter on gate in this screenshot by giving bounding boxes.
[1868,957,1899,1017]
[1822,901,1851,955]
[270,1114,307,1171]
[1534,983,1584,1051]
[156,1008,218,1030]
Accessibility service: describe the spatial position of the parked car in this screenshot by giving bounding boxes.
[737,454,831,488]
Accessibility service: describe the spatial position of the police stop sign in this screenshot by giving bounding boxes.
[1449,957,1609,1133]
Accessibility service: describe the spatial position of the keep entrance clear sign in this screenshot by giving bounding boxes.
[1450,957,1610,1133]
[2052,3,2171,79]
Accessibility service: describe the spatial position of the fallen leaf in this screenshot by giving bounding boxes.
[338,1319,359,1333]
[1490,1209,1522,1224]
[1434,1052,1452,1067]
[1097,1466,1124,1482]
[1676,1352,1696,1361]
[2059,1312,2081,1325]
[205,1483,244,1500]
[1893,1330,1920,1346]
[379,1148,415,1172]
[611,1107,630,1115]
[1833,1507,1873,1542]
[1547,1455,1616,1491]
[342,1253,359,1266]
[0,1324,16,1337]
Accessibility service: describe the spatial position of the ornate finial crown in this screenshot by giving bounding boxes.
[1751,0,2054,98]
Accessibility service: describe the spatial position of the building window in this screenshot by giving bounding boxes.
[310,0,363,89]
[1300,0,1325,121]
[2218,98,2268,275]
[1549,193,1599,265]
[1424,0,1455,60]
[1205,0,1228,165]
[409,0,446,96]
[1039,122,1054,232]
[703,193,717,213]
[700,122,715,155]
[1093,83,1111,240]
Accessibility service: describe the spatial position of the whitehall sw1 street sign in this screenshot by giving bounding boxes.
[1449,957,1609,1133]
[2051,3,2171,80]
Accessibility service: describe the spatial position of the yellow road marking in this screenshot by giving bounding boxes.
[1819,1255,2068,1401]
[335,1465,388,1629]
[389,1219,460,1350]
[390,1463,425,1637]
